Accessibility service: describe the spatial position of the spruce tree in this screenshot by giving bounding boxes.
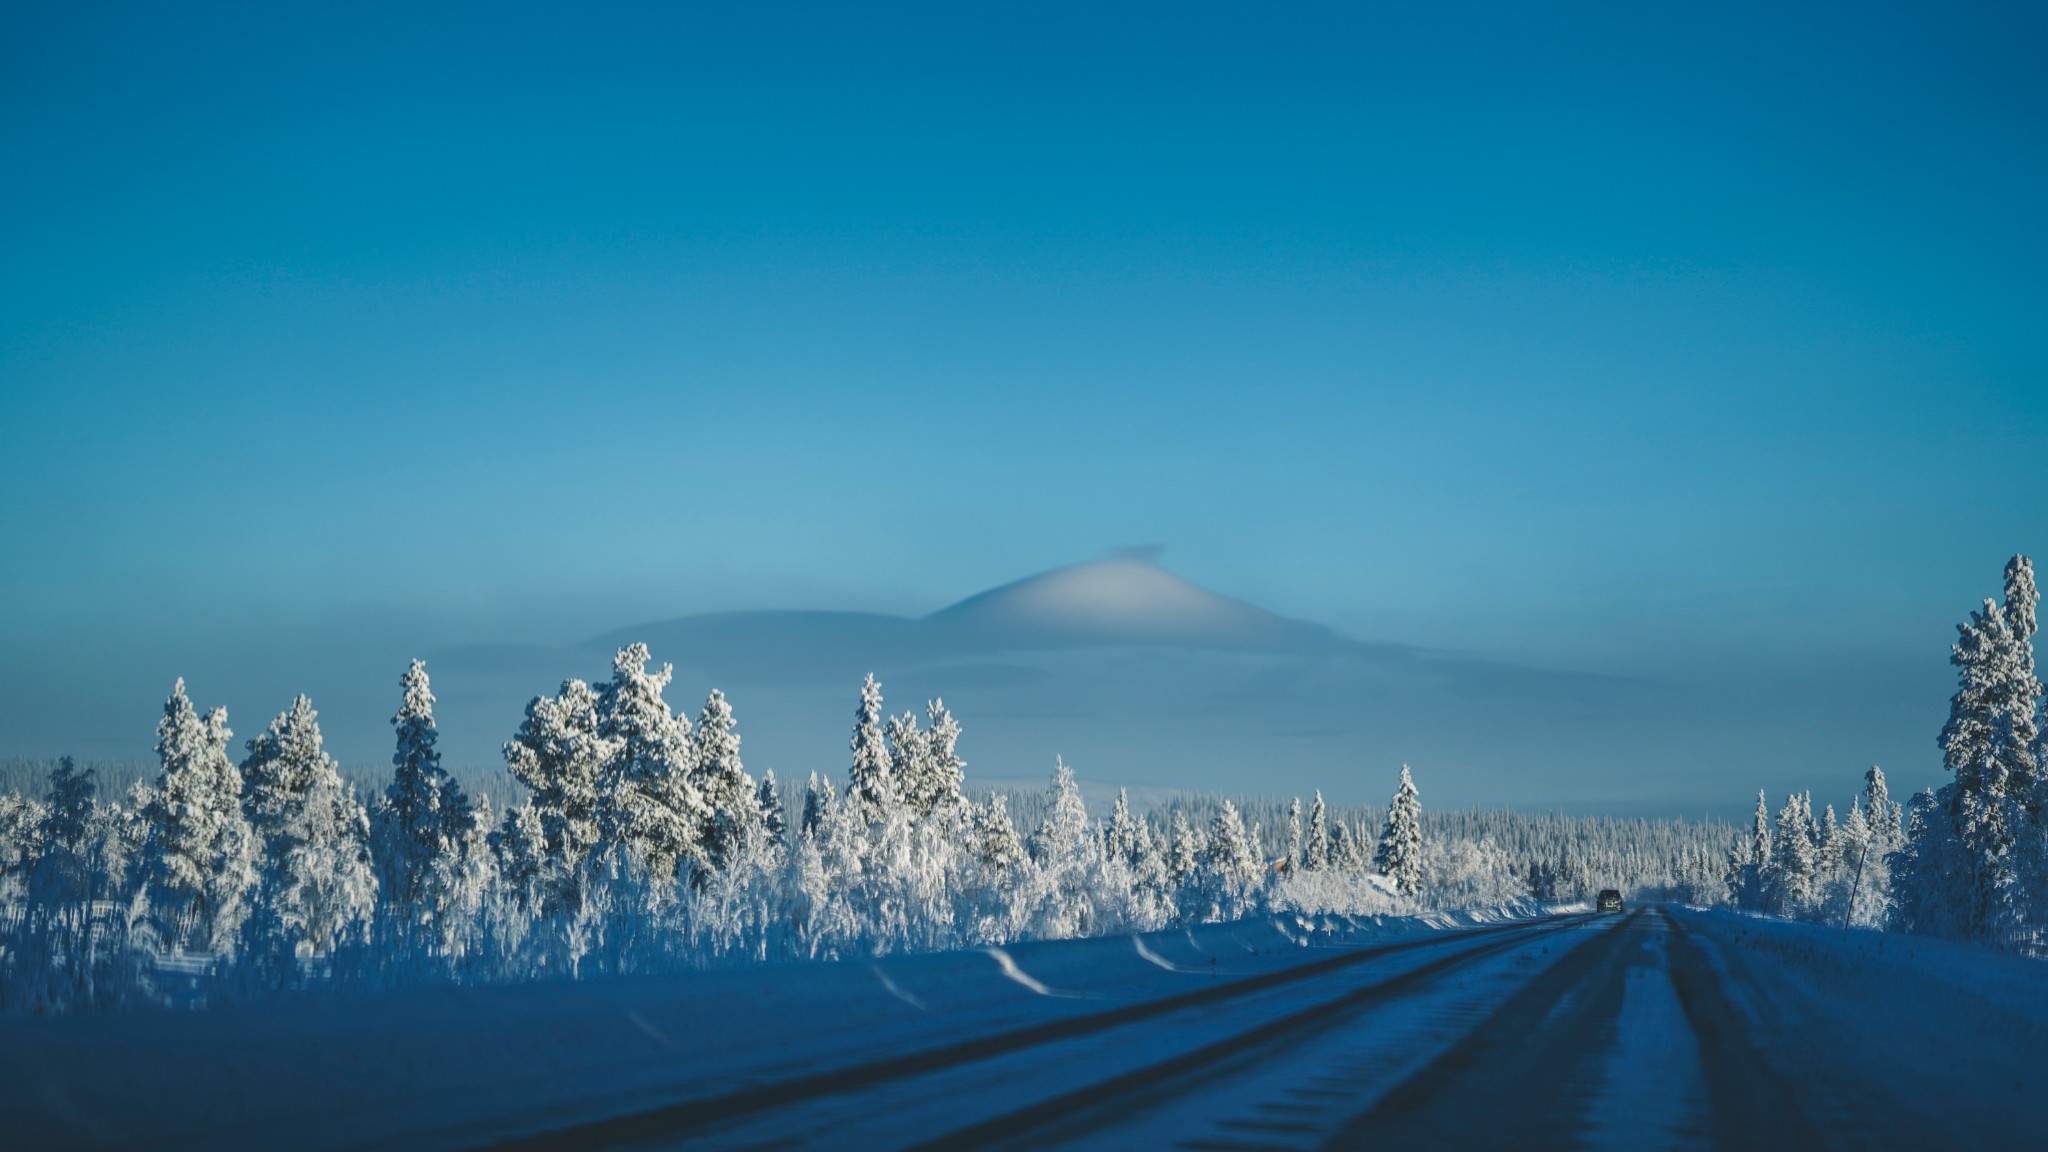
[503,677,614,911]
[1900,556,2042,940]
[1374,765,1424,899]
[1030,759,1097,936]
[1167,810,1203,886]
[137,680,257,953]
[39,758,96,873]
[848,674,894,820]
[884,711,930,815]
[377,660,468,909]
[592,645,708,886]
[1305,791,1329,871]
[799,772,834,837]
[1772,793,1817,916]
[921,699,968,816]
[755,770,787,847]
[691,689,755,871]
[973,792,1025,877]
[240,696,377,958]
[1105,788,1141,866]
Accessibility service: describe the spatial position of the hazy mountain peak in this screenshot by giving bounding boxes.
[926,557,1326,650]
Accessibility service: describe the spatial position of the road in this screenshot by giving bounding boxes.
[468,908,2045,1152]
[9,906,2044,1151]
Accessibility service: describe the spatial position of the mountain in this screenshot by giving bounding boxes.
[570,557,1340,686]
[413,555,1680,809]
[923,557,1333,651]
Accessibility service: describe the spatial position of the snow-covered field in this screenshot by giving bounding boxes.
[8,901,2041,1151]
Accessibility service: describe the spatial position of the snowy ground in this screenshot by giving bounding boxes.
[3,904,2043,1151]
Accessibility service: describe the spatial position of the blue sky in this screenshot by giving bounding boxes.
[2,3,2044,811]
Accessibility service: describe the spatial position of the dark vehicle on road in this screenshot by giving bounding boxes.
[1596,889,1624,913]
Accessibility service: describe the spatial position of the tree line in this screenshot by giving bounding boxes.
[1728,554,2047,955]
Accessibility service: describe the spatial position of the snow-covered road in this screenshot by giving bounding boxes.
[6,907,2044,1150]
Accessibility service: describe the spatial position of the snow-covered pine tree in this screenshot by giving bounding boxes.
[11,759,136,1012]
[1027,759,1098,937]
[1285,798,1303,873]
[691,689,756,872]
[1727,790,1774,911]
[799,772,834,838]
[1129,813,1170,917]
[1838,799,1879,927]
[1865,765,1902,845]
[376,660,470,910]
[35,758,98,904]
[1105,788,1141,866]
[489,799,549,914]
[0,793,45,905]
[502,677,615,913]
[592,645,708,888]
[1814,803,1848,921]
[1167,810,1202,888]
[973,792,1025,879]
[1770,793,1816,917]
[848,675,894,820]
[1374,765,1423,899]
[919,699,967,817]
[240,696,378,964]
[1200,799,1261,919]
[1897,556,2042,941]
[884,710,930,816]
[1996,557,2045,926]
[1304,791,1329,871]
[136,682,258,955]
[755,770,787,847]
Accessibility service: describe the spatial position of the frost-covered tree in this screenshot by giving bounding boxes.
[848,675,894,820]
[502,678,613,913]
[1285,797,1303,872]
[1374,765,1424,899]
[1166,810,1203,888]
[691,689,756,872]
[1328,818,1364,874]
[489,799,548,912]
[755,770,787,847]
[1864,765,1903,845]
[1204,800,1258,879]
[594,645,708,887]
[0,793,46,904]
[240,696,378,963]
[972,792,1025,879]
[916,699,967,817]
[136,681,258,954]
[1105,788,1141,866]
[1729,789,1774,910]
[1304,791,1329,871]
[34,759,99,904]
[1198,800,1261,919]
[1817,804,1843,877]
[1771,793,1817,916]
[1028,759,1098,938]
[799,772,834,838]
[1895,556,2043,942]
[1836,773,1901,931]
[375,660,470,910]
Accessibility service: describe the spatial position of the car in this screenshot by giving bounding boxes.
[1596,888,1624,913]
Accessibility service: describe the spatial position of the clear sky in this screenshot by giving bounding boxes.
[3,3,2044,812]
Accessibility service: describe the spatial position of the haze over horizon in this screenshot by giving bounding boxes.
[4,3,2045,816]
